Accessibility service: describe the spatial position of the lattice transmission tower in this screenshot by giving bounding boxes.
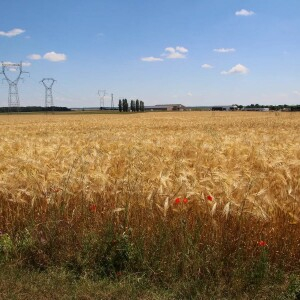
[111,93,114,110]
[0,61,29,107]
[98,90,106,109]
[41,78,56,107]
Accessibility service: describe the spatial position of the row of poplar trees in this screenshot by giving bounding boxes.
[118,99,145,112]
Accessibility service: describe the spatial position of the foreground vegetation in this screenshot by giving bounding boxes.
[1,265,299,299]
[0,111,299,298]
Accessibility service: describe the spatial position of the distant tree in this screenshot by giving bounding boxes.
[125,99,129,112]
[118,99,122,112]
[136,99,140,112]
[0,106,71,113]
[131,100,136,112]
[140,101,144,112]
[122,99,129,112]
[122,99,126,112]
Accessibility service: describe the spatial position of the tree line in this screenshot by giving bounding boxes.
[118,99,145,112]
[0,106,71,113]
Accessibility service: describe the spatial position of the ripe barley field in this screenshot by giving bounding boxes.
[0,111,299,298]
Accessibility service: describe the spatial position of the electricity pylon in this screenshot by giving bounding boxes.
[98,90,106,109]
[41,78,56,107]
[111,93,114,110]
[0,61,29,107]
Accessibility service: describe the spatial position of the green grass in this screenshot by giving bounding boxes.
[0,265,299,300]
[0,265,171,300]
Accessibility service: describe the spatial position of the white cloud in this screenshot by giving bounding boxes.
[0,28,25,37]
[43,51,67,62]
[22,62,31,67]
[235,9,255,16]
[164,46,188,59]
[201,64,213,69]
[221,64,249,75]
[27,54,42,60]
[176,46,188,53]
[293,91,300,96]
[28,52,67,62]
[141,56,163,62]
[214,48,236,53]
[165,47,176,53]
[142,46,188,62]
[166,51,186,59]
[187,92,193,97]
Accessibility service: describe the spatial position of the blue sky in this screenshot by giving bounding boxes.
[0,0,300,107]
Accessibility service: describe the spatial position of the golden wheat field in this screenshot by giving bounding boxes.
[0,111,299,219]
[0,111,300,277]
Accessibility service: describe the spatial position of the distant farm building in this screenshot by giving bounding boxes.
[243,107,269,112]
[229,105,238,111]
[145,104,187,111]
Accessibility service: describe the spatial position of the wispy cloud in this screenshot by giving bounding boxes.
[44,51,67,62]
[22,62,31,67]
[28,52,67,62]
[293,91,300,96]
[141,46,188,62]
[27,54,42,60]
[163,46,188,59]
[141,56,163,62]
[175,46,188,53]
[201,64,213,69]
[221,64,249,75]
[214,48,236,53]
[235,9,255,16]
[187,92,193,97]
[0,28,25,37]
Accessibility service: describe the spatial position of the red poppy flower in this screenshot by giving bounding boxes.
[175,198,181,204]
[183,198,188,204]
[258,241,267,247]
[89,204,97,212]
[207,195,213,201]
